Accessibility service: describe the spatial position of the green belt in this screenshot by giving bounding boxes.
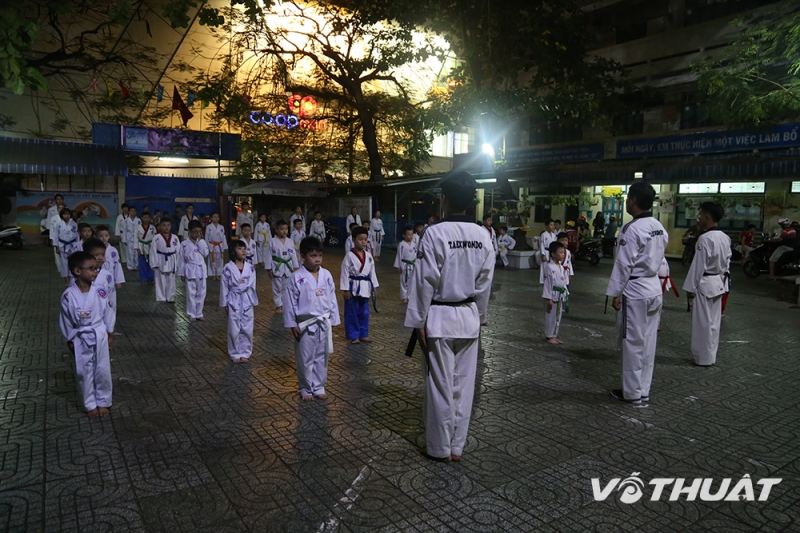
[401,259,415,265]
[272,255,293,273]
[553,286,569,314]
[139,239,152,245]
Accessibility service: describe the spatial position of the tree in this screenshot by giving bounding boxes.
[188,1,441,181]
[335,0,627,139]
[695,4,800,126]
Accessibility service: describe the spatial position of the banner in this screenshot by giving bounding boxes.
[15,191,117,236]
[507,143,605,167]
[617,123,800,159]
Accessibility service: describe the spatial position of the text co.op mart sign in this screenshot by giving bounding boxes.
[248,94,326,131]
[617,123,800,159]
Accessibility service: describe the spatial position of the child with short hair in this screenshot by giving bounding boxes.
[96,226,124,327]
[82,237,117,332]
[149,218,181,302]
[369,210,385,260]
[124,206,140,271]
[557,232,574,284]
[266,220,299,312]
[497,226,516,267]
[291,218,306,249]
[59,250,113,416]
[239,223,257,266]
[393,225,417,303]
[284,236,341,400]
[205,212,227,279]
[181,220,209,320]
[309,211,326,243]
[344,223,358,251]
[54,208,80,281]
[220,240,258,363]
[255,213,272,265]
[340,227,379,344]
[78,222,94,243]
[543,241,569,345]
[412,222,425,247]
[137,212,156,283]
[361,221,374,255]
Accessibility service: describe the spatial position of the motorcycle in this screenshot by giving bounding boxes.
[575,238,602,266]
[743,241,800,278]
[0,225,24,250]
[324,223,339,247]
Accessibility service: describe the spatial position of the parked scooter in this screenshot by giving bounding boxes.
[575,238,602,265]
[0,225,24,250]
[743,241,800,278]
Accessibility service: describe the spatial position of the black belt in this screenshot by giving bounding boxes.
[628,275,656,280]
[703,272,729,276]
[431,297,475,306]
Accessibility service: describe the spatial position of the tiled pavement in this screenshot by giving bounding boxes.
[1,245,798,532]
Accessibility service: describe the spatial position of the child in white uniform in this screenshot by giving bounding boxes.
[284,237,341,400]
[266,220,299,312]
[309,212,326,243]
[291,219,306,249]
[149,218,181,302]
[255,213,272,265]
[136,212,157,283]
[369,210,385,260]
[543,241,569,345]
[557,232,574,284]
[240,223,258,265]
[340,227,379,343]
[393,226,417,303]
[96,226,125,327]
[54,208,80,280]
[124,207,141,270]
[220,240,258,363]
[205,212,227,279]
[497,226,516,267]
[59,251,114,416]
[181,220,210,320]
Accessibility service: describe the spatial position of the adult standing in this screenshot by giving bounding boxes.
[606,182,668,407]
[178,204,199,241]
[369,210,385,260]
[593,211,605,237]
[289,206,305,230]
[115,203,128,264]
[683,202,731,367]
[236,203,254,237]
[346,207,362,228]
[404,172,495,462]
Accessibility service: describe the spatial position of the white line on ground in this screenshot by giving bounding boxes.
[317,460,373,533]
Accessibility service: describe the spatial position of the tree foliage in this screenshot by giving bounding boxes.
[696,5,800,126]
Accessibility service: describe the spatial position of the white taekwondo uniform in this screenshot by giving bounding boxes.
[220,261,258,360]
[205,222,228,277]
[369,217,385,258]
[53,218,80,277]
[542,261,570,339]
[394,239,417,301]
[136,223,156,263]
[683,228,731,366]
[178,214,198,241]
[309,219,326,243]
[255,221,272,265]
[124,216,140,270]
[605,213,668,401]
[59,282,114,412]
[346,213,362,228]
[563,249,574,284]
[497,233,516,267]
[266,237,299,307]
[291,229,306,249]
[181,237,209,319]
[538,230,558,283]
[404,216,495,459]
[283,265,341,396]
[149,233,181,302]
[289,213,305,230]
[101,243,125,328]
[242,237,258,266]
[114,213,127,263]
[235,211,253,237]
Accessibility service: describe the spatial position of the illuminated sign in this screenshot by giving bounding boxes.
[248,94,325,131]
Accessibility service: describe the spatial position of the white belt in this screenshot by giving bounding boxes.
[297,314,334,354]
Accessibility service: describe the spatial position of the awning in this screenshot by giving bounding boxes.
[0,136,128,176]
[231,179,328,198]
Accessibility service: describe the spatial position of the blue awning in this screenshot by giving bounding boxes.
[0,136,128,176]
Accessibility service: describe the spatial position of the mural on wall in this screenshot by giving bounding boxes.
[15,191,117,238]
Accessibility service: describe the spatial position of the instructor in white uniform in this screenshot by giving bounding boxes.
[606,182,668,407]
[683,202,731,367]
[404,172,495,462]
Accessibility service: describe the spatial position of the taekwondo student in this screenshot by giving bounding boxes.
[149,218,182,303]
[205,212,228,279]
[538,219,558,283]
[124,206,141,270]
[181,220,210,320]
[340,227,379,343]
[683,202,731,367]
[255,213,272,265]
[606,181,668,407]
[266,220,299,312]
[309,211,326,243]
[284,237,341,400]
[369,210,386,260]
[496,225,516,267]
[177,203,199,241]
[220,240,258,363]
[404,172,495,462]
[394,225,417,303]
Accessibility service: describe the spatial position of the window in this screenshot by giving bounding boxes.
[429,132,454,158]
[675,195,763,230]
[679,183,718,194]
[719,182,765,194]
[454,132,469,155]
[792,181,800,193]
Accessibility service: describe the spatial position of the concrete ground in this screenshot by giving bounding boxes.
[0,245,798,532]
